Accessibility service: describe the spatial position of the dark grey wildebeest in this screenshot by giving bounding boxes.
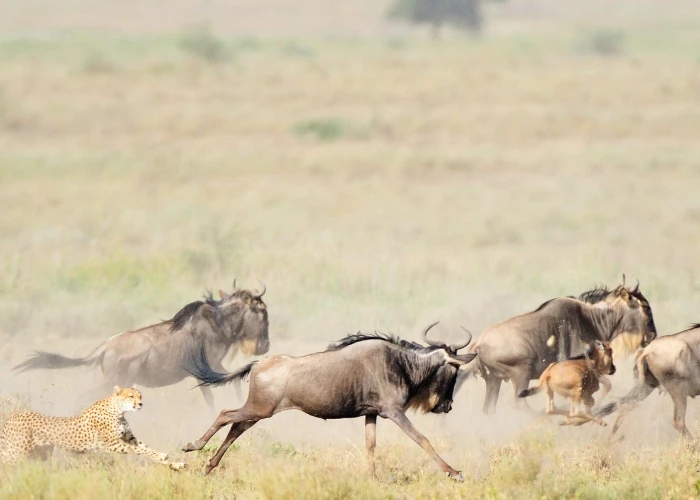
[597,323,700,438]
[14,281,270,408]
[181,322,475,480]
[456,278,656,414]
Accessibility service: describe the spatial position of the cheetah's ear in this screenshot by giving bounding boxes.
[113,385,121,394]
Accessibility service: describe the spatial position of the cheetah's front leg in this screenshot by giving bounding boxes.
[114,435,186,471]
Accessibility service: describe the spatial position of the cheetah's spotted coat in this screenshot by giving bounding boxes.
[0,386,185,470]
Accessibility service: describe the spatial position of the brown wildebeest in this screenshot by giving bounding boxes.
[518,340,615,426]
[597,323,700,438]
[456,277,656,414]
[14,281,270,408]
[181,322,475,481]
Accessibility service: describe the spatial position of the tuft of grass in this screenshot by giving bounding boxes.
[293,118,348,142]
[269,442,298,458]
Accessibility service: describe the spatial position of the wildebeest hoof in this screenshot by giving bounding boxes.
[449,471,464,482]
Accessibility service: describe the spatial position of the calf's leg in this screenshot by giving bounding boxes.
[594,376,612,409]
[385,410,463,481]
[561,395,606,427]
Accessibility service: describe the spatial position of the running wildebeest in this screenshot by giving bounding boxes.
[456,277,656,414]
[181,322,475,481]
[597,323,700,438]
[519,340,615,426]
[14,281,270,408]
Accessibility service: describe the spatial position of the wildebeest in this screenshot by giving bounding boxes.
[457,277,656,414]
[14,281,270,408]
[597,323,700,438]
[181,322,475,480]
[518,340,615,426]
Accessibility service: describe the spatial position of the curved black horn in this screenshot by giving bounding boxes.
[450,326,473,351]
[633,277,640,293]
[252,280,266,299]
[232,278,238,291]
[421,321,443,347]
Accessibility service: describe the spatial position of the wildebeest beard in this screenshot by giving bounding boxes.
[389,349,461,414]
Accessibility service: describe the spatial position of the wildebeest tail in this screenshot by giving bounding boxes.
[183,343,257,387]
[518,385,542,398]
[13,343,107,373]
[595,349,656,418]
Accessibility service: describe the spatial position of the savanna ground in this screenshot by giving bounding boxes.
[2,0,700,498]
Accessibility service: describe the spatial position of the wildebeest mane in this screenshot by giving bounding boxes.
[169,292,220,333]
[579,282,643,305]
[578,285,612,304]
[678,322,700,334]
[327,332,429,352]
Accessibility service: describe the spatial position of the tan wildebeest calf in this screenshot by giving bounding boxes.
[518,340,616,426]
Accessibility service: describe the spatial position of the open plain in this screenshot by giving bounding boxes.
[2,0,700,498]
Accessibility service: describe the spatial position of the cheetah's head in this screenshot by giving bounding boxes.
[113,386,143,412]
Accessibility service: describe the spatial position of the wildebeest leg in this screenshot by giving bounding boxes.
[183,407,257,452]
[385,411,463,481]
[561,413,607,427]
[482,373,502,415]
[204,421,257,475]
[199,385,215,410]
[365,415,377,479]
[511,371,536,412]
[671,393,692,439]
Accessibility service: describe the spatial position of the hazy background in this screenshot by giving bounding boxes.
[1,0,700,497]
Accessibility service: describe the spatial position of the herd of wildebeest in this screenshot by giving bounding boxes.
[4,275,700,481]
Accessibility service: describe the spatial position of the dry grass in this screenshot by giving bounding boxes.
[2,0,700,497]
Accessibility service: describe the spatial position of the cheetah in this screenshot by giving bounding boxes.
[0,386,185,470]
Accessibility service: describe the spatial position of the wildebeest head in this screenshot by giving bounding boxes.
[415,322,476,414]
[588,340,616,376]
[216,280,270,356]
[580,275,657,355]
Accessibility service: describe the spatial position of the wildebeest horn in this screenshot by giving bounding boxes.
[450,326,473,352]
[421,321,443,347]
[251,280,266,299]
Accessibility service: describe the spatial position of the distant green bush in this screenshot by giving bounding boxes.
[293,118,347,142]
